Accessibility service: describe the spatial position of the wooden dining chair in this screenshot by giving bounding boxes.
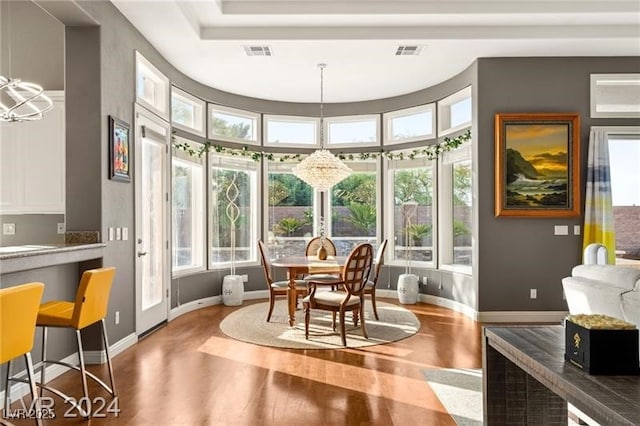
[258,240,308,322]
[303,243,374,346]
[305,236,337,257]
[364,239,388,320]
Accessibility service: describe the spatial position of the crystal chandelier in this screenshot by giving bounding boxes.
[0,76,53,122]
[293,64,351,192]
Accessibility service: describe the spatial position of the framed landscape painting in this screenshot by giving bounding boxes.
[495,113,580,217]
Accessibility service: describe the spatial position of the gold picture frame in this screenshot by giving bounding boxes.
[495,113,580,217]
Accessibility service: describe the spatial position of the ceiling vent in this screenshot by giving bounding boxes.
[395,45,423,56]
[244,46,272,56]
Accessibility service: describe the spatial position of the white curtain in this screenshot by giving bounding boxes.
[583,128,616,264]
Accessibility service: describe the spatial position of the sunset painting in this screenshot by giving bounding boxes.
[504,123,570,208]
[495,113,580,217]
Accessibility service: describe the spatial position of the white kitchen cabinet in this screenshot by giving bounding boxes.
[0,91,65,214]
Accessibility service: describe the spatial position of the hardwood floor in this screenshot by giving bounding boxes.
[9,299,483,425]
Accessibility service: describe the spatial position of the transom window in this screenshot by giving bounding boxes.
[264,115,318,147]
[208,105,260,145]
[326,115,380,147]
[383,104,435,145]
[171,86,206,136]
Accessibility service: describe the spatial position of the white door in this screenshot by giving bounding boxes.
[134,105,170,335]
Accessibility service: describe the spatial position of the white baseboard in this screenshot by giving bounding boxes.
[84,333,138,364]
[169,296,222,321]
[477,310,568,323]
[419,294,480,321]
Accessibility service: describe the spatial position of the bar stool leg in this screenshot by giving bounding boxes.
[4,359,12,410]
[75,330,90,404]
[39,326,47,398]
[25,353,43,426]
[101,319,116,396]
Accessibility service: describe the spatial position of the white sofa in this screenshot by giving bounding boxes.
[562,264,640,327]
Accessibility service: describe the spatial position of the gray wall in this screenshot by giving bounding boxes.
[0,214,64,245]
[476,57,640,312]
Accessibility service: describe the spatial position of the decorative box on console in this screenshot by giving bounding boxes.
[564,314,639,375]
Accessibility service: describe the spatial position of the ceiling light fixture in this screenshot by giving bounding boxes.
[293,64,351,192]
[1,2,53,123]
[0,76,53,122]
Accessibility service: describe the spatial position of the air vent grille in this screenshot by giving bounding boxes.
[395,45,423,56]
[244,46,272,56]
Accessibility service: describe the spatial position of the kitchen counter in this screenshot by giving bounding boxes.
[0,243,106,274]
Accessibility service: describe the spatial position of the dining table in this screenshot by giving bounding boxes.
[271,255,346,326]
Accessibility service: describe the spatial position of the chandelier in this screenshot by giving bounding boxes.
[0,76,53,122]
[293,64,351,191]
[1,1,53,123]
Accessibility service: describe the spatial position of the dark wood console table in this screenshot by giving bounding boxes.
[483,326,640,425]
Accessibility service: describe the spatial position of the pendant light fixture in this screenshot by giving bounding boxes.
[0,2,53,122]
[293,64,351,191]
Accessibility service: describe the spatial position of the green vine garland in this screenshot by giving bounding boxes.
[173,129,471,162]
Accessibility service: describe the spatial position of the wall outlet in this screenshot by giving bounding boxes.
[241,274,248,283]
[573,225,581,235]
[530,288,537,299]
[57,222,65,234]
[423,276,429,286]
[115,311,120,325]
[2,223,15,235]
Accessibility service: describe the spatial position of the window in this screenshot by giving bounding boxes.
[209,155,259,267]
[135,51,170,120]
[171,139,205,274]
[438,86,472,136]
[439,142,472,272]
[264,115,318,147]
[329,161,380,255]
[591,74,640,118]
[383,104,435,145]
[265,161,318,257]
[386,155,436,268]
[208,105,260,145]
[326,115,380,147]
[608,130,640,265]
[171,87,206,136]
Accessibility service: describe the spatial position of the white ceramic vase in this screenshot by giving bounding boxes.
[222,275,244,306]
[397,273,419,304]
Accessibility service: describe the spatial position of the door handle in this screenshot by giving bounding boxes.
[137,251,148,257]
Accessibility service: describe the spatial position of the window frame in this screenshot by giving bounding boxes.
[438,86,472,137]
[263,114,319,148]
[135,51,170,121]
[171,138,206,276]
[263,160,321,251]
[208,154,261,269]
[383,103,436,146]
[384,153,437,269]
[438,140,472,275]
[208,104,261,145]
[325,114,381,148]
[590,74,640,118]
[171,86,206,137]
[326,159,382,254]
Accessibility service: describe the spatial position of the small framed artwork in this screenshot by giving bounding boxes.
[495,113,580,217]
[109,116,131,182]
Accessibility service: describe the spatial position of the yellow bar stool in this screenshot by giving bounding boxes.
[36,267,117,417]
[1,282,45,426]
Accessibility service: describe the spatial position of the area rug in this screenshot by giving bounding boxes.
[219,300,420,349]
[423,368,483,425]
